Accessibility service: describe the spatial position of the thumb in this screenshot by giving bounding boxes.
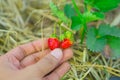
[24,48,63,77]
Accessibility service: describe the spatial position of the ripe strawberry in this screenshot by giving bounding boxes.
[48,38,60,50]
[61,38,73,49]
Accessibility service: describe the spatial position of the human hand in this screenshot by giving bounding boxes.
[0,39,73,80]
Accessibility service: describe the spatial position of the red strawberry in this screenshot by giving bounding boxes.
[48,38,60,50]
[61,38,73,49]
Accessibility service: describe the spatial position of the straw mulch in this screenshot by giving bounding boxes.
[0,0,120,80]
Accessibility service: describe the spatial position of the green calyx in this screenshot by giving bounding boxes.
[59,31,73,41]
[60,34,65,41]
[50,31,73,41]
[65,31,72,39]
[50,34,57,38]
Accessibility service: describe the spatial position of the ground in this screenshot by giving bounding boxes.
[0,0,120,80]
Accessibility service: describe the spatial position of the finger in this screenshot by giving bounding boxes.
[6,38,48,61]
[20,49,50,68]
[44,62,70,80]
[20,48,73,68]
[61,48,73,63]
[24,48,63,77]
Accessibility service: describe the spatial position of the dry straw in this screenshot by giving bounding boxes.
[0,0,120,80]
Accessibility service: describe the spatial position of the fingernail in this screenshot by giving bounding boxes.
[51,48,63,60]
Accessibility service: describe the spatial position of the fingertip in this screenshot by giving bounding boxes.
[60,48,73,63]
[51,48,63,61]
[63,48,73,56]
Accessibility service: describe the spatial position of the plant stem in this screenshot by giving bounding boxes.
[54,24,56,34]
[72,0,82,18]
[60,24,62,38]
[84,1,87,12]
[80,23,87,44]
[83,48,87,62]
[61,23,75,34]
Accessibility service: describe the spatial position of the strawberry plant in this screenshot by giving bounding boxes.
[49,0,120,59]
[50,0,120,59]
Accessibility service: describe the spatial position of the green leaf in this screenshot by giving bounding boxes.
[84,0,95,5]
[71,16,82,30]
[85,0,120,12]
[92,12,105,19]
[98,24,120,38]
[64,4,76,18]
[72,0,83,18]
[50,2,69,23]
[108,37,120,59]
[86,27,107,52]
[94,0,120,12]
[83,11,104,23]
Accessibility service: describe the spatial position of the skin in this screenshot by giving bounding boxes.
[0,38,73,80]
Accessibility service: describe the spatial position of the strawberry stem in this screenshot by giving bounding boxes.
[72,0,82,18]
[54,24,56,35]
[60,24,62,39]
